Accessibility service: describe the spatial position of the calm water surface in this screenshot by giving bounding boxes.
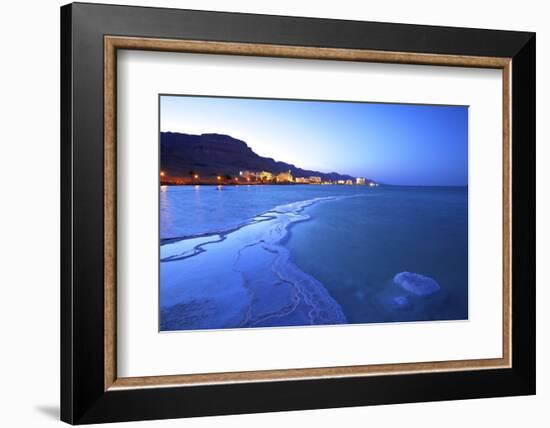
[159,184,468,329]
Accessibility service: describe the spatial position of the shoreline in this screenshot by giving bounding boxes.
[160,196,351,331]
[160,194,359,245]
[160,182,362,187]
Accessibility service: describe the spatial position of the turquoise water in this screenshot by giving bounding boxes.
[159,185,468,330]
[285,186,468,323]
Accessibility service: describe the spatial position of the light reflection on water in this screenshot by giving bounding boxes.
[160,184,366,240]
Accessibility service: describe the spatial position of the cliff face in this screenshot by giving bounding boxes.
[160,132,359,181]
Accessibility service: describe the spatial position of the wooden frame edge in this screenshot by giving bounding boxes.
[104,36,117,390]
[103,35,512,391]
[502,61,513,369]
[105,36,511,68]
[110,358,508,390]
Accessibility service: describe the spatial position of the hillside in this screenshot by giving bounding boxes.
[160,132,364,182]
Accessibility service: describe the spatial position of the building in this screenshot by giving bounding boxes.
[309,176,322,184]
[337,180,345,185]
[345,179,353,185]
[276,170,294,183]
[356,177,366,185]
[240,170,257,179]
[259,171,273,181]
[239,170,261,182]
[295,177,308,183]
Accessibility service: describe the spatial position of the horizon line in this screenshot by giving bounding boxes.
[160,131,467,188]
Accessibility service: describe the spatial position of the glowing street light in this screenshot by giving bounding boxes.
[160,171,165,177]
[194,174,199,179]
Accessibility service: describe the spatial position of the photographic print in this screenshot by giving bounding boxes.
[159,95,468,332]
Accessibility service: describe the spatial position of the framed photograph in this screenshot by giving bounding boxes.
[60,2,535,424]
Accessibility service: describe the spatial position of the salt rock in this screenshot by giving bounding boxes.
[393,272,440,296]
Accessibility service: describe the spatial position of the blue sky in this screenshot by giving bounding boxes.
[160,95,468,186]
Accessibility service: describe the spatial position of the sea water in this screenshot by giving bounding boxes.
[159,185,468,331]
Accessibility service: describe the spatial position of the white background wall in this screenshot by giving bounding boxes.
[0,0,546,426]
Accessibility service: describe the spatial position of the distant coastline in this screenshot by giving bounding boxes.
[160,132,376,187]
[160,177,378,187]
